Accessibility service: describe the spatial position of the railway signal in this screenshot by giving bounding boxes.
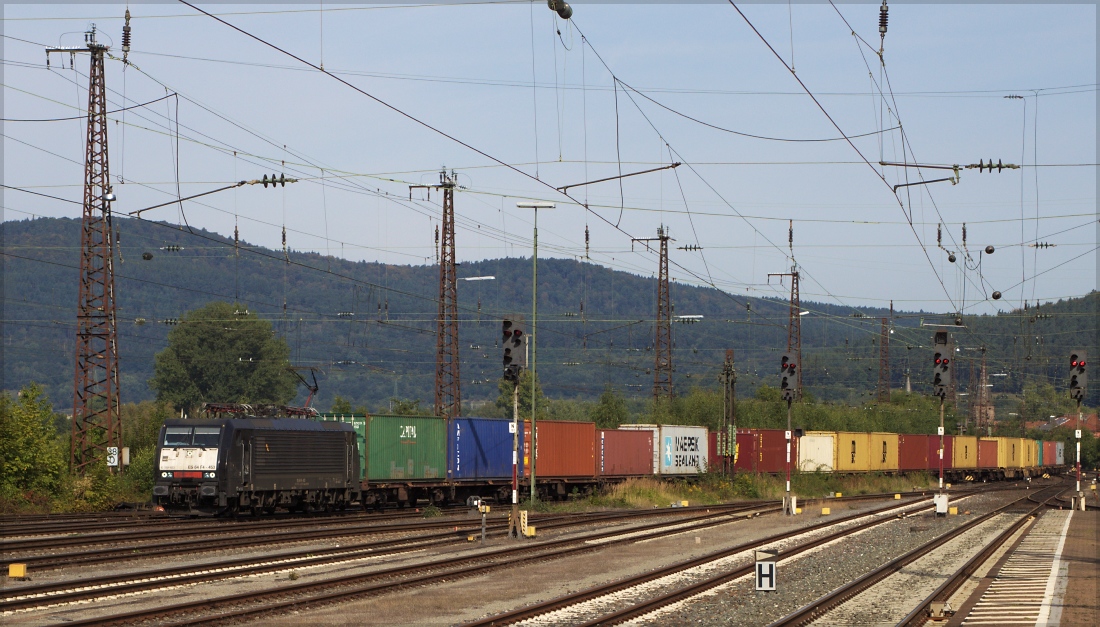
[932,341,951,398]
[502,318,526,382]
[1069,350,1087,509]
[1069,351,1087,401]
[932,331,950,495]
[779,353,798,402]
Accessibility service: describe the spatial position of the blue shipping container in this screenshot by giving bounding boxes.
[448,417,524,481]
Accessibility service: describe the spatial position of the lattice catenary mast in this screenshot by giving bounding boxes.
[413,170,461,418]
[49,26,121,474]
[653,227,673,400]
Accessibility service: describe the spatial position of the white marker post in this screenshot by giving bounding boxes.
[756,549,778,591]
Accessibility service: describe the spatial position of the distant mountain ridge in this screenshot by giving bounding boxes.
[2,217,1096,410]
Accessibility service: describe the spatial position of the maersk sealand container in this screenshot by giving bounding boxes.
[619,424,708,475]
[448,417,524,481]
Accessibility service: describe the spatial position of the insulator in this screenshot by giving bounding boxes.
[962,223,967,245]
[948,252,956,263]
[879,1,889,36]
[992,291,1002,300]
[937,223,942,247]
[142,252,153,261]
[985,245,995,255]
[121,9,132,57]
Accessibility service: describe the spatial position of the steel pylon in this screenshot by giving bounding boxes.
[56,27,121,474]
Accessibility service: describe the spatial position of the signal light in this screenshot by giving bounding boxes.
[1069,350,1087,402]
[779,353,798,402]
[502,317,527,382]
[932,332,951,398]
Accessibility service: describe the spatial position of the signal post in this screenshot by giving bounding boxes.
[779,353,798,515]
[1069,351,1087,510]
[502,317,527,538]
[932,332,952,515]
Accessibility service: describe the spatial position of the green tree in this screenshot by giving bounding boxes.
[383,398,432,415]
[149,302,297,415]
[589,387,629,428]
[330,395,354,414]
[495,370,549,420]
[0,384,66,509]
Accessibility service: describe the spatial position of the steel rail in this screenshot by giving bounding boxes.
[1,504,767,612]
[47,504,773,627]
[767,485,1064,627]
[896,503,1043,626]
[462,496,931,627]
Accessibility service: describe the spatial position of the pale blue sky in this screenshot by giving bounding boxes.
[3,2,1096,315]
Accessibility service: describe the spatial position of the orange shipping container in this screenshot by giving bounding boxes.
[524,420,596,477]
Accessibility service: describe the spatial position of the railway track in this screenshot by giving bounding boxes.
[761,485,1063,626]
[460,494,946,626]
[0,502,763,572]
[4,502,776,624]
[896,485,1078,626]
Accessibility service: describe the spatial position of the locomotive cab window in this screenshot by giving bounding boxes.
[163,427,193,447]
[193,427,221,447]
[163,426,222,447]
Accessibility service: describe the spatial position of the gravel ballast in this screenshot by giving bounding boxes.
[629,489,1027,627]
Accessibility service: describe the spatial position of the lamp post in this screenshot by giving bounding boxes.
[516,201,554,506]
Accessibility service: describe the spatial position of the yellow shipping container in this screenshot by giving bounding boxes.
[992,437,1025,468]
[834,432,872,472]
[869,432,899,472]
[1024,439,1038,467]
[953,435,979,469]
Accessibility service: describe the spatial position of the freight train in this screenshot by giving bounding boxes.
[152,410,1065,515]
[715,428,1066,482]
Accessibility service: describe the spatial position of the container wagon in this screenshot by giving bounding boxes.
[598,429,654,477]
[834,432,872,473]
[929,435,954,477]
[953,435,979,470]
[977,438,999,472]
[619,424,708,475]
[736,428,798,474]
[447,417,523,503]
[319,413,447,507]
[898,434,930,472]
[525,420,596,499]
[869,432,899,473]
[798,432,836,472]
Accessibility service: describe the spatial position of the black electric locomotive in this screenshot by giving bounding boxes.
[153,417,360,515]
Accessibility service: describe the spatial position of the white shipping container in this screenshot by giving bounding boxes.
[618,424,708,474]
[1055,441,1065,466]
[657,425,708,475]
[798,434,835,472]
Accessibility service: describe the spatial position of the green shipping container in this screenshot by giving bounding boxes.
[316,414,368,480]
[366,415,446,482]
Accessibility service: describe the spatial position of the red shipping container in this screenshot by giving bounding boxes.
[734,429,796,474]
[1042,441,1058,467]
[898,434,930,472]
[978,438,999,468]
[524,420,596,477]
[598,429,653,476]
[928,435,954,474]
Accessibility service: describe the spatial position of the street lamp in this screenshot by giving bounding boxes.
[516,201,554,505]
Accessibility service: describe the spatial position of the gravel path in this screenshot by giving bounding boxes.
[627,490,1022,627]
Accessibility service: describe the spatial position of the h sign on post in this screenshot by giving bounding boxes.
[755,549,778,591]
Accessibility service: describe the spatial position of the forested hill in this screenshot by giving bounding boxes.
[3,217,1097,410]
